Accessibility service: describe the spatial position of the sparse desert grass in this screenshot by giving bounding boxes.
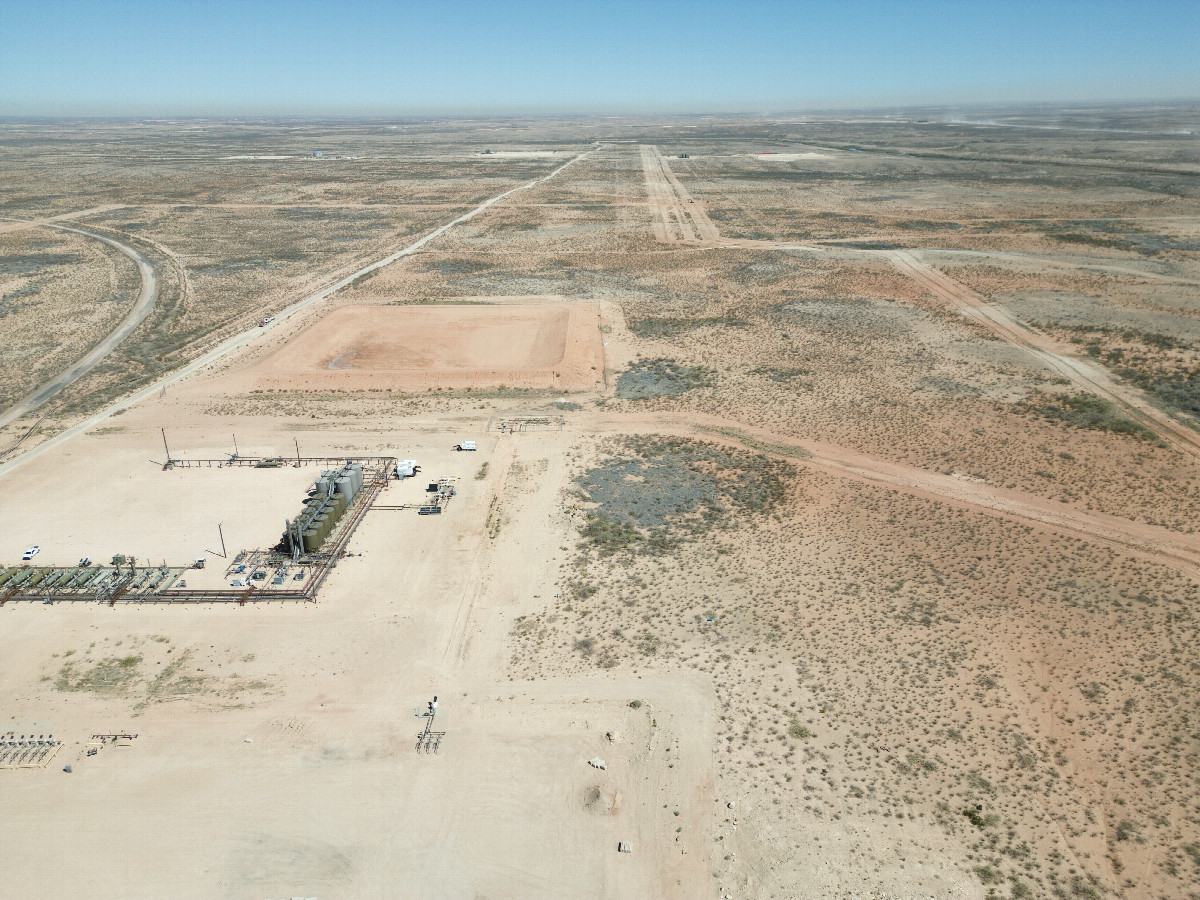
[55,653,143,694]
[626,315,749,338]
[1016,391,1159,440]
[514,456,1200,899]
[0,227,140,409]
[6,111,1200,900]
[47,635,271,713]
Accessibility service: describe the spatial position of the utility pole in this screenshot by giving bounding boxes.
[161,428,171,463]
[295,438,301,467]
[218,523,227,559]
[232,434,239,459]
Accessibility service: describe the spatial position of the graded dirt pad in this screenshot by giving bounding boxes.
[251,300,605,392]
[1,417,713,900]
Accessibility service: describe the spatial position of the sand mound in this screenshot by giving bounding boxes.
[251,301,605,392]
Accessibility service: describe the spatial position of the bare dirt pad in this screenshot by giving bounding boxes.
[252,301,605,392]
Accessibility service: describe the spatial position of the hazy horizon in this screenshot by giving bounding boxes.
[2,0,1198,117]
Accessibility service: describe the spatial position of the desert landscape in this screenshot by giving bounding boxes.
[2,107,1199,900]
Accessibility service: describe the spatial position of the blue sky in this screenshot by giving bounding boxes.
[1,0,1197,116]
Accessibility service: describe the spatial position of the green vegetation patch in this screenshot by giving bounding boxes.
[1041,221,1200,256]
[0,252,82,275]
[56,654,143,694]
[615,358,712,400]
[1037,322,1200,426]
[573,435,791,555]
[141,650,209,706]
[962,807,999,829]
[626,316,748,339]
[1114,368,1200,425]
[748,366,815,390]
[1016,392,1157,440]
[420,257,495,276]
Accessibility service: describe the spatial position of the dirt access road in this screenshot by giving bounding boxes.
[640,145,719,243]
[636,154,1200,460]
[0,220,158,432]
[0,149,593,481]
[0,205,126,235]
[886,249,1200,460]
[633,415,1200,581]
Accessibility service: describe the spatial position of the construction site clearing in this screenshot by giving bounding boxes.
[250,300,606,393]
[0,451,455,604]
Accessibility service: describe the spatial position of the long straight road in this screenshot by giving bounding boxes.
[0,149,593,480]
[887,248,1200,460]
[0,221,158,431]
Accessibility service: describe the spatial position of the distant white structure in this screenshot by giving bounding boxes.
[396,460,419,478]
[313,151,323,158]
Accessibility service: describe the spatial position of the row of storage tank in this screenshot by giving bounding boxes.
[285,463,364,555]
[315,463,363,501]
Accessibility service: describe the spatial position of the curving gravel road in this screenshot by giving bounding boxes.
[0,220,158,431]
[0,149,592,480]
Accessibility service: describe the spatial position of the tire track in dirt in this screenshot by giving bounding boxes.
[885,249,1200,460]
[0,149,593,481]
[443,440,516,666]
[639,145,720,243]
[0,205,127,235]
[631,159,1199,456]
[0,219,158,431]
[801,440,1200,579]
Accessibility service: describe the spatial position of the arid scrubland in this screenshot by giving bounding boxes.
[513,439,1200,898]
[414,116,1198,897]
[0,120,585,440]
[0,226,140,409]
[3,110,1199,899]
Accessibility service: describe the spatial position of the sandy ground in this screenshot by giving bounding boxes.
[249,300,605,393]
[478,151,569,159]
[637,147,1200,464]
[886,249,1200,460]
[1,412,715,899]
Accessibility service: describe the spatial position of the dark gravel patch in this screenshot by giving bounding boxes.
[574,435,791,554]
[0,252,80,275]
[616,358,712,399]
